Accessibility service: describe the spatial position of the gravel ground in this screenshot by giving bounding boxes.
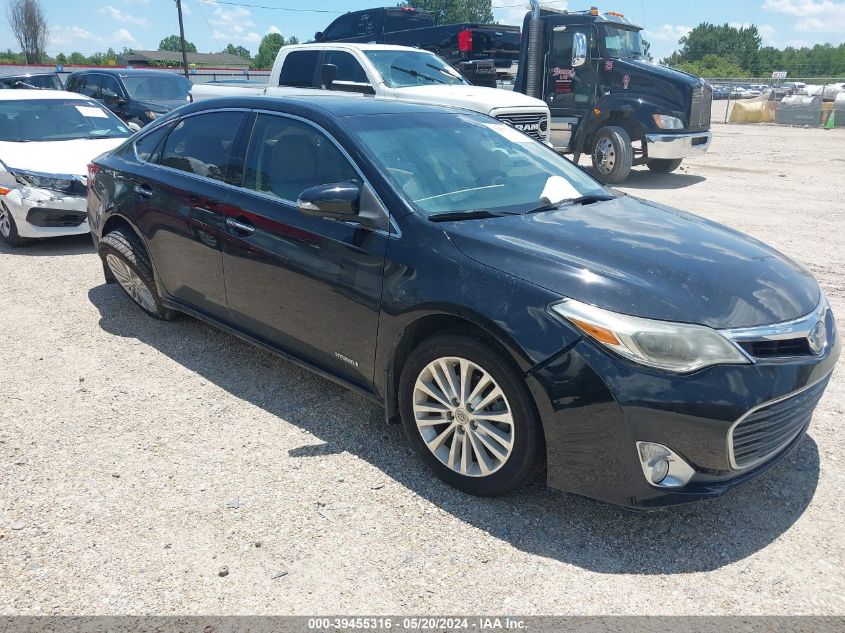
[1,122,843,616]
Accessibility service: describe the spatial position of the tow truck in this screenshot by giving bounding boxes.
[514,3,712,182]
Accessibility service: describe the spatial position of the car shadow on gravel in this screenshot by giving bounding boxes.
[617,170,706,190]
[0,233,94,257]
[88,283,820,575]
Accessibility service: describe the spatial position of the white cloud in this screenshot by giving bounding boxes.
[50,25,96,45]
[112,28,138,46]
[762,0,845,32]
[101,5,149,27]
[492,4,533,27]
[268,25,282,35]
[645,24,693,42]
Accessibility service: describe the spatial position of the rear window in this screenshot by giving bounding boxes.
[384,11,433,33]
[0,74,62,90]
[278,50,320,88]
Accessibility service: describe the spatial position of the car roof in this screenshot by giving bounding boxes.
[68,68,187,78]
[0,89,101,102]
[183,94,454,118]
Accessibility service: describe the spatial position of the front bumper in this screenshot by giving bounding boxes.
[645,131,712,159]
[2,187,90,239]
[527,308,839,510]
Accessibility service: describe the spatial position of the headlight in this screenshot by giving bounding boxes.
[652,113,684,130]
[551,298,750,373]
[11,170,75,192]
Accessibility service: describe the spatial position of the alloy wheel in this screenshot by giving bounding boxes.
[412,356,514,477]
[106,253,158,313]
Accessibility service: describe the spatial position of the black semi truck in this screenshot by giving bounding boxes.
[514,4,712,182]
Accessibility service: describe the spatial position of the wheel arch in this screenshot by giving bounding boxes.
[383,308,536,422]
[99,213,154,284]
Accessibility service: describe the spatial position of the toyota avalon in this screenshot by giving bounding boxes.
[86,96,838,509]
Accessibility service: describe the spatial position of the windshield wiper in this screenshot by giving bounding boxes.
[525,194,616,214]
[390,65,445,85]
[429,209,513,222]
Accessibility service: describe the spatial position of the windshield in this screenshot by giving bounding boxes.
[0,98,131,142]
[0,74,62,90]
[347,112,606,217]
[364,50,467,88]
[603,26,645,59]
[121,74,191,101]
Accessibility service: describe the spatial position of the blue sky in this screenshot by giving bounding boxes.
[3,0,845,61]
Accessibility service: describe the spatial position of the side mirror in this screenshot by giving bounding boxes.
[572,32,588,68]
[104,93,125,106]
[321,63,339,89]
[330,80,376,95]
[297,182,360,219]
[314,31,324,42]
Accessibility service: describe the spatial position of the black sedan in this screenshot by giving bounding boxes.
[86,96,839,509]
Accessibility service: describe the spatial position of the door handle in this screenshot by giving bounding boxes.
[226,216,255,235]
[134,183,152,198]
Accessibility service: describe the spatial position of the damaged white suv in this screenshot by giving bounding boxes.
[0,90,132,246]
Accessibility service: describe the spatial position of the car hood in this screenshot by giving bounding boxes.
[134,98,186,112]
[0,138,126,176]
[392,84,548,115]
[443,196,820,329]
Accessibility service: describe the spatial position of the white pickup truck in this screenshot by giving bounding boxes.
[190,43,551,144]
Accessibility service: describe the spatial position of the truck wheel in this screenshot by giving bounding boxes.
[591,126,633,184]
[647,158,683,173]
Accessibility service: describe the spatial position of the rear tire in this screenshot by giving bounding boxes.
[0,202,32,247]
[647,158,683,173]
[591,125,633,184]
[398,330,544,496]
[98,227,177,320]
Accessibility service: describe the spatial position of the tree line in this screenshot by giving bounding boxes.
[663,23,845,78]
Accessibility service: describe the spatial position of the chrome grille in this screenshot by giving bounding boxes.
[689,84,712,131]
[729,376,830,470]
[495,112,548,141]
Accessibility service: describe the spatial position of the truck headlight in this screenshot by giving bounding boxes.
[551,298,750,373]
[652,113,684,130]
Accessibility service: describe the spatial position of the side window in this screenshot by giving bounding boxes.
[101,75,122,99]
[80,75,102,99]
[243,114,359,202]
[134,123,173,162]
[159,111,247,183]
[278,50,320,88]
[324,51,369,84]
[66,75,80,93]
[323,13,358,40]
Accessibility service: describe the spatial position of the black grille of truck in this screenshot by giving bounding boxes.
[495,113,548,141]
[689,84,713,131]
[729,376,829,469]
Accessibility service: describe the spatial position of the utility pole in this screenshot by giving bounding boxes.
[175,0,189,78]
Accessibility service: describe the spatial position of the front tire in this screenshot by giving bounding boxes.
[398,331,544,496]
[0,202,32,247]
[647,158,683,173]
[98,228,177,320]
[591,125,633,184]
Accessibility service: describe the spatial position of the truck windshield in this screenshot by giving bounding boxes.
[364,50,467,88]
[603,27,645,59]
[348,112,605,217]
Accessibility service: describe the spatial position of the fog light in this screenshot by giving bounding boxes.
[636,442,696,488]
